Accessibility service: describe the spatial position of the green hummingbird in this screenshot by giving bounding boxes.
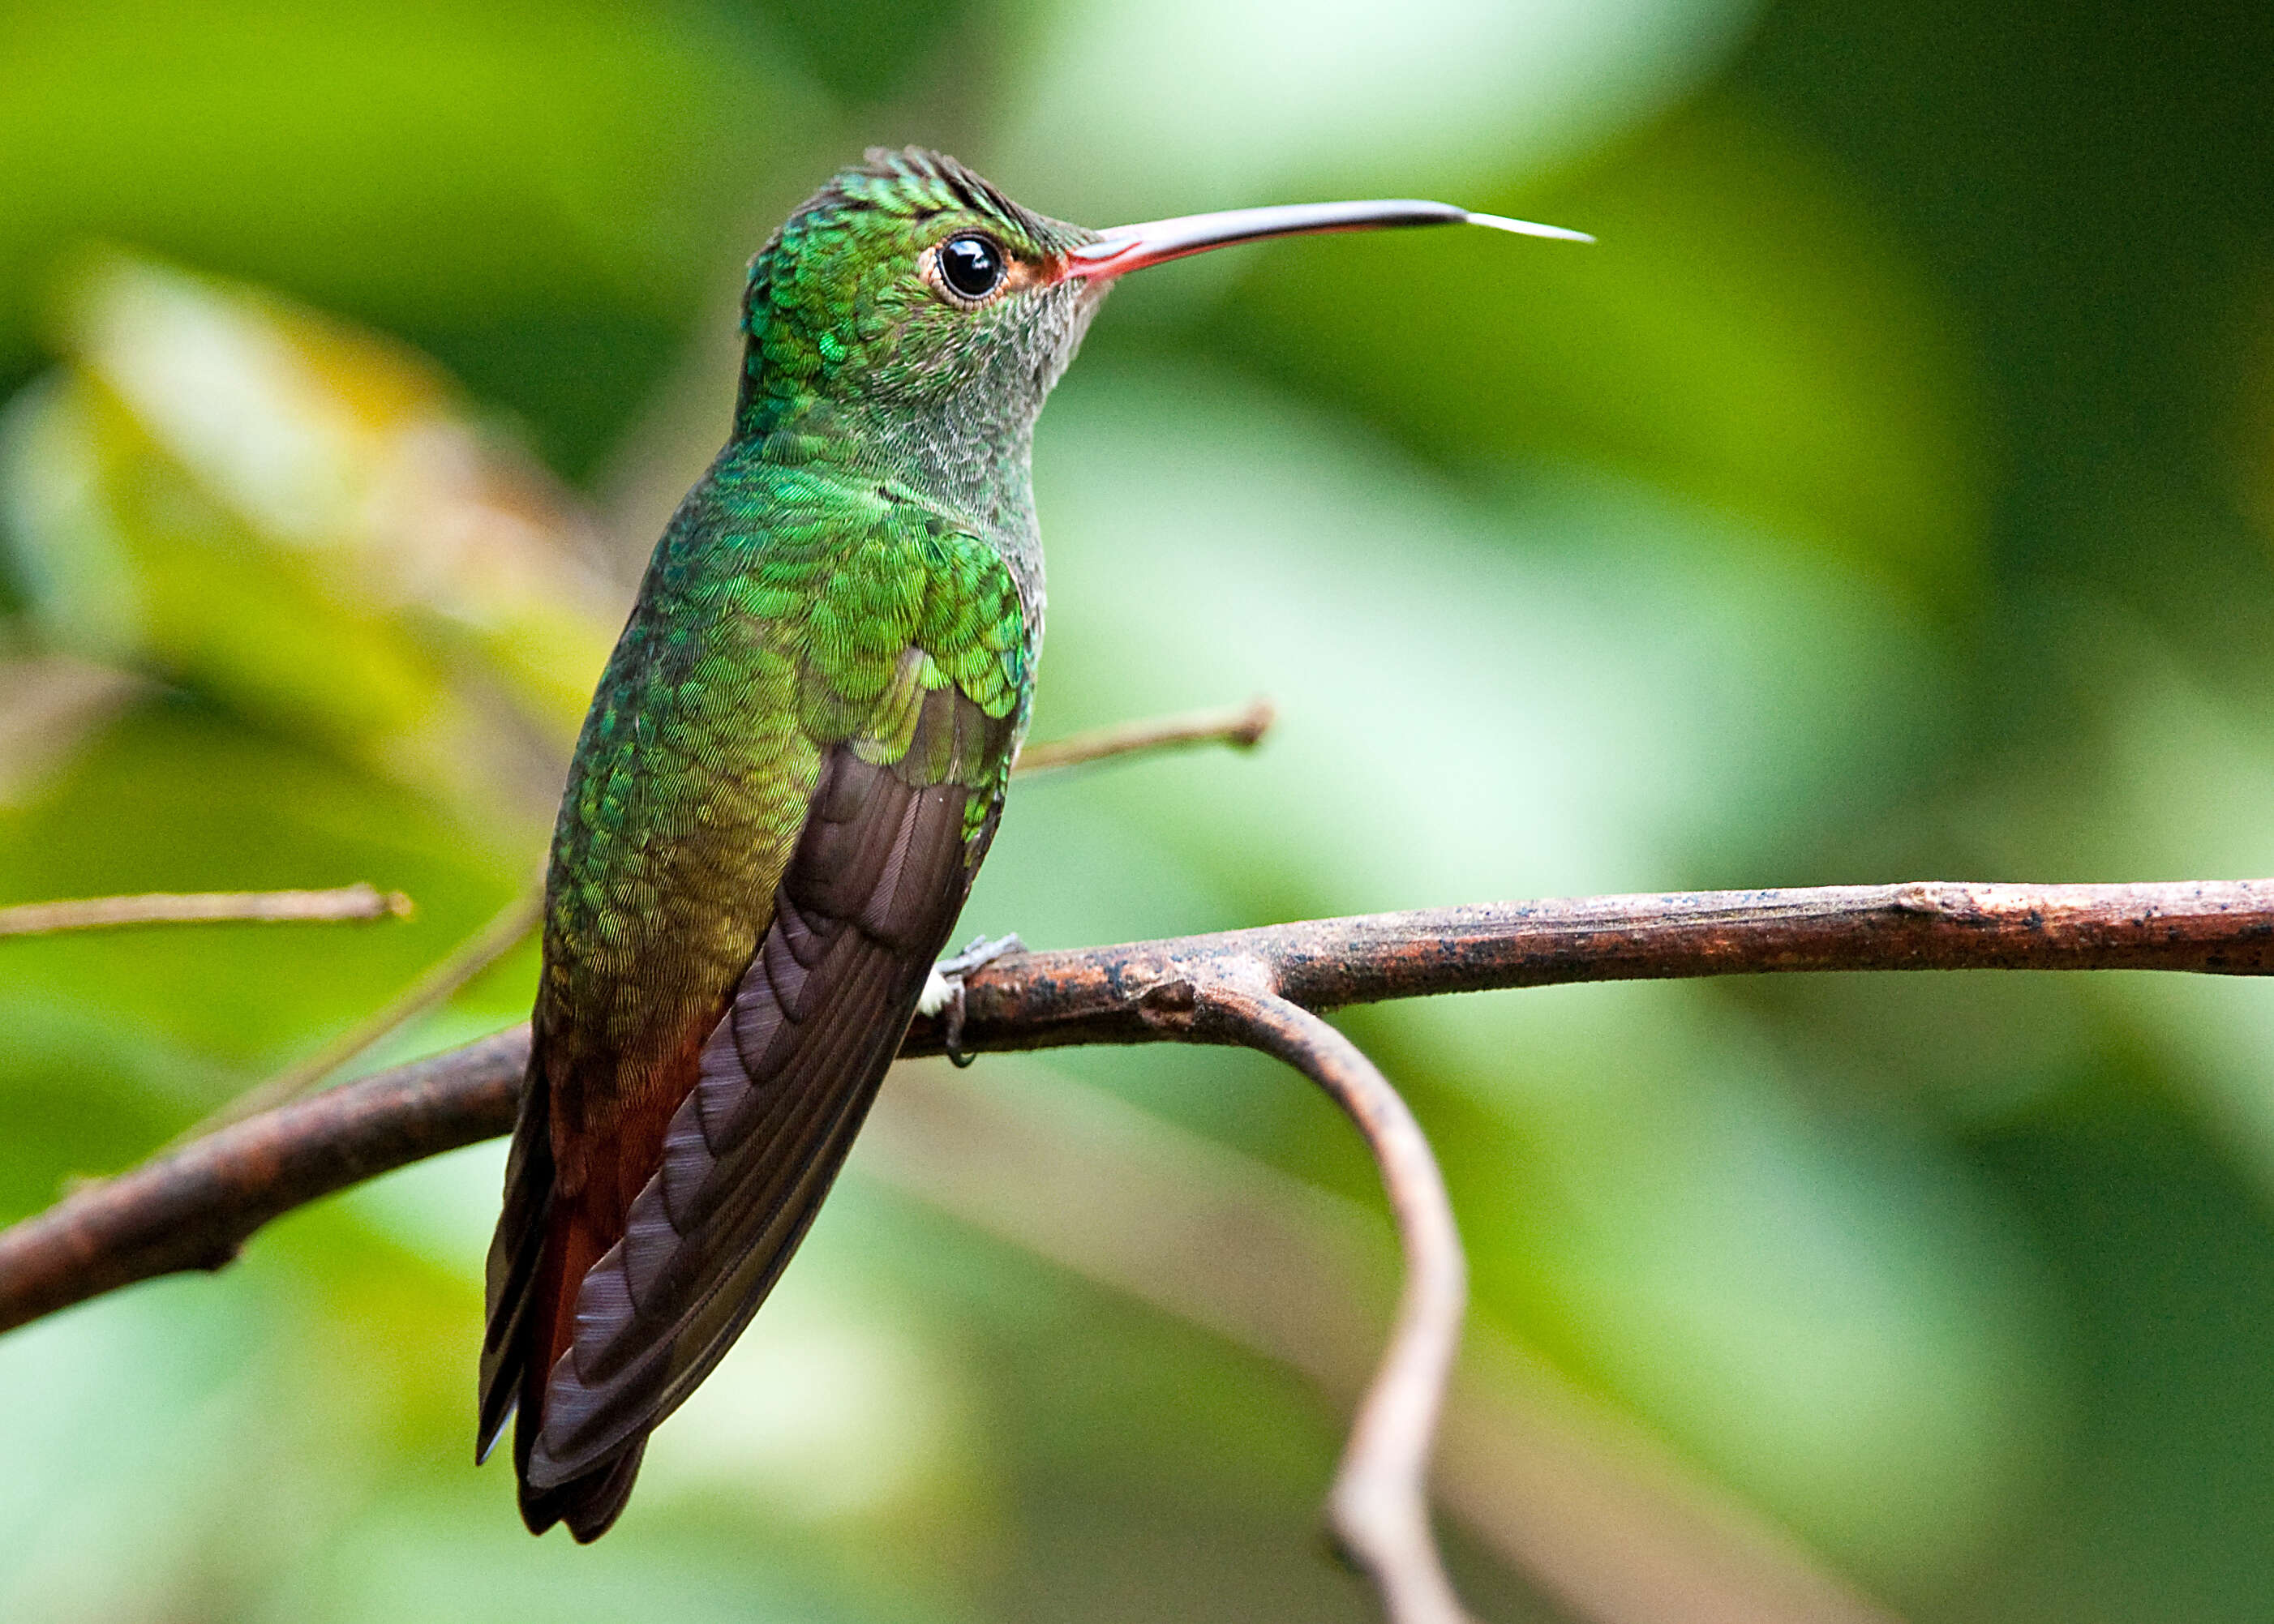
[478,146,1586,1540]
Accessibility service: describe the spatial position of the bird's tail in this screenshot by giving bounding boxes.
[483,1059,647,1543]
[520,1435,648,1542]
[510,1198,633,1539]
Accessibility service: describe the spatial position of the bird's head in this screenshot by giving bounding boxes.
[733,146,1589,484]
[736,148,1097,449]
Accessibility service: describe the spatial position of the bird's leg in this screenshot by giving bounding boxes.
[919,933,1026,1068]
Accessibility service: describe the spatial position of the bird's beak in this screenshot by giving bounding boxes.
[1064,199,1591,280]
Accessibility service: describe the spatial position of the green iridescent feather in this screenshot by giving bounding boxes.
[539,463,1031,1082]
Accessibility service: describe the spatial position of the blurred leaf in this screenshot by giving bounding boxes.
[1011,358,1950,910]
[1427,986,2055,1583]
[0,653,143,806]
[1949,1099,2274,1624]
[0,253,624,828]
[0,0,826,471]
[0,1278,289,1622]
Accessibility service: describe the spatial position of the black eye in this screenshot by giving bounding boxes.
[937,235,1006,300]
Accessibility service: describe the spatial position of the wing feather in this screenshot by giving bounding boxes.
[526,692,1007,1489]
[477,1065,554,1461]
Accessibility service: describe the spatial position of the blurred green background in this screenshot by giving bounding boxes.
[5,1,2274,1620]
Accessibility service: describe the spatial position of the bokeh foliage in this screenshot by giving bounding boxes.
[4,1,2274,1620]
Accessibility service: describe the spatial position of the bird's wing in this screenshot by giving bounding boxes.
[531,687,1010,1485]
[481,497,1028,1537]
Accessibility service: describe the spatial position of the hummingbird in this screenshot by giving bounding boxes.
[478,146,1587,1540]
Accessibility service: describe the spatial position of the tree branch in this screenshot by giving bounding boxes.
[1187,972,1474,1624]
[0,1030,525,1330]
[1010,695,1276,775]
[0,883,413,937]
[7,876,2272,1619]
[11,876,2272,1352]
[908,877,2274,1053]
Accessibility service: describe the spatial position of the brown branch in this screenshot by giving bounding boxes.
[0,1030,526,1330]
[0,883,414,937]
[907,877,2274,1053]
[1186,972,1474,1624]
[1010,695,1275,774]
[10,876,2272,1334]
[7,876,2274,1616]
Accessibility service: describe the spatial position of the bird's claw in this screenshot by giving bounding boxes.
[919,933,1026,1067]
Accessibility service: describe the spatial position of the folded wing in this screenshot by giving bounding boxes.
[483,673,1011,1538]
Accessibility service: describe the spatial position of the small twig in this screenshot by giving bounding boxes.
[181,886,545,1142]
[0,884,412,938]
[1186,970,1472,1624]
[1012,695,1275,775]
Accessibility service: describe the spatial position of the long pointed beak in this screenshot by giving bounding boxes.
[1064,199,1591,279]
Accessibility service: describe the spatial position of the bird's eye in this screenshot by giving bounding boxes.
[937,235,1006,301]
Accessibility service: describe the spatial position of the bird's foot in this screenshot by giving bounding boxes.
[919,933,1026,1068]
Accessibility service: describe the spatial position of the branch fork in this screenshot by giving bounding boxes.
[1127,949,1470,1621]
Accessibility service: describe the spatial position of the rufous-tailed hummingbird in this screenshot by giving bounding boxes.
[478,147,1586,1539]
